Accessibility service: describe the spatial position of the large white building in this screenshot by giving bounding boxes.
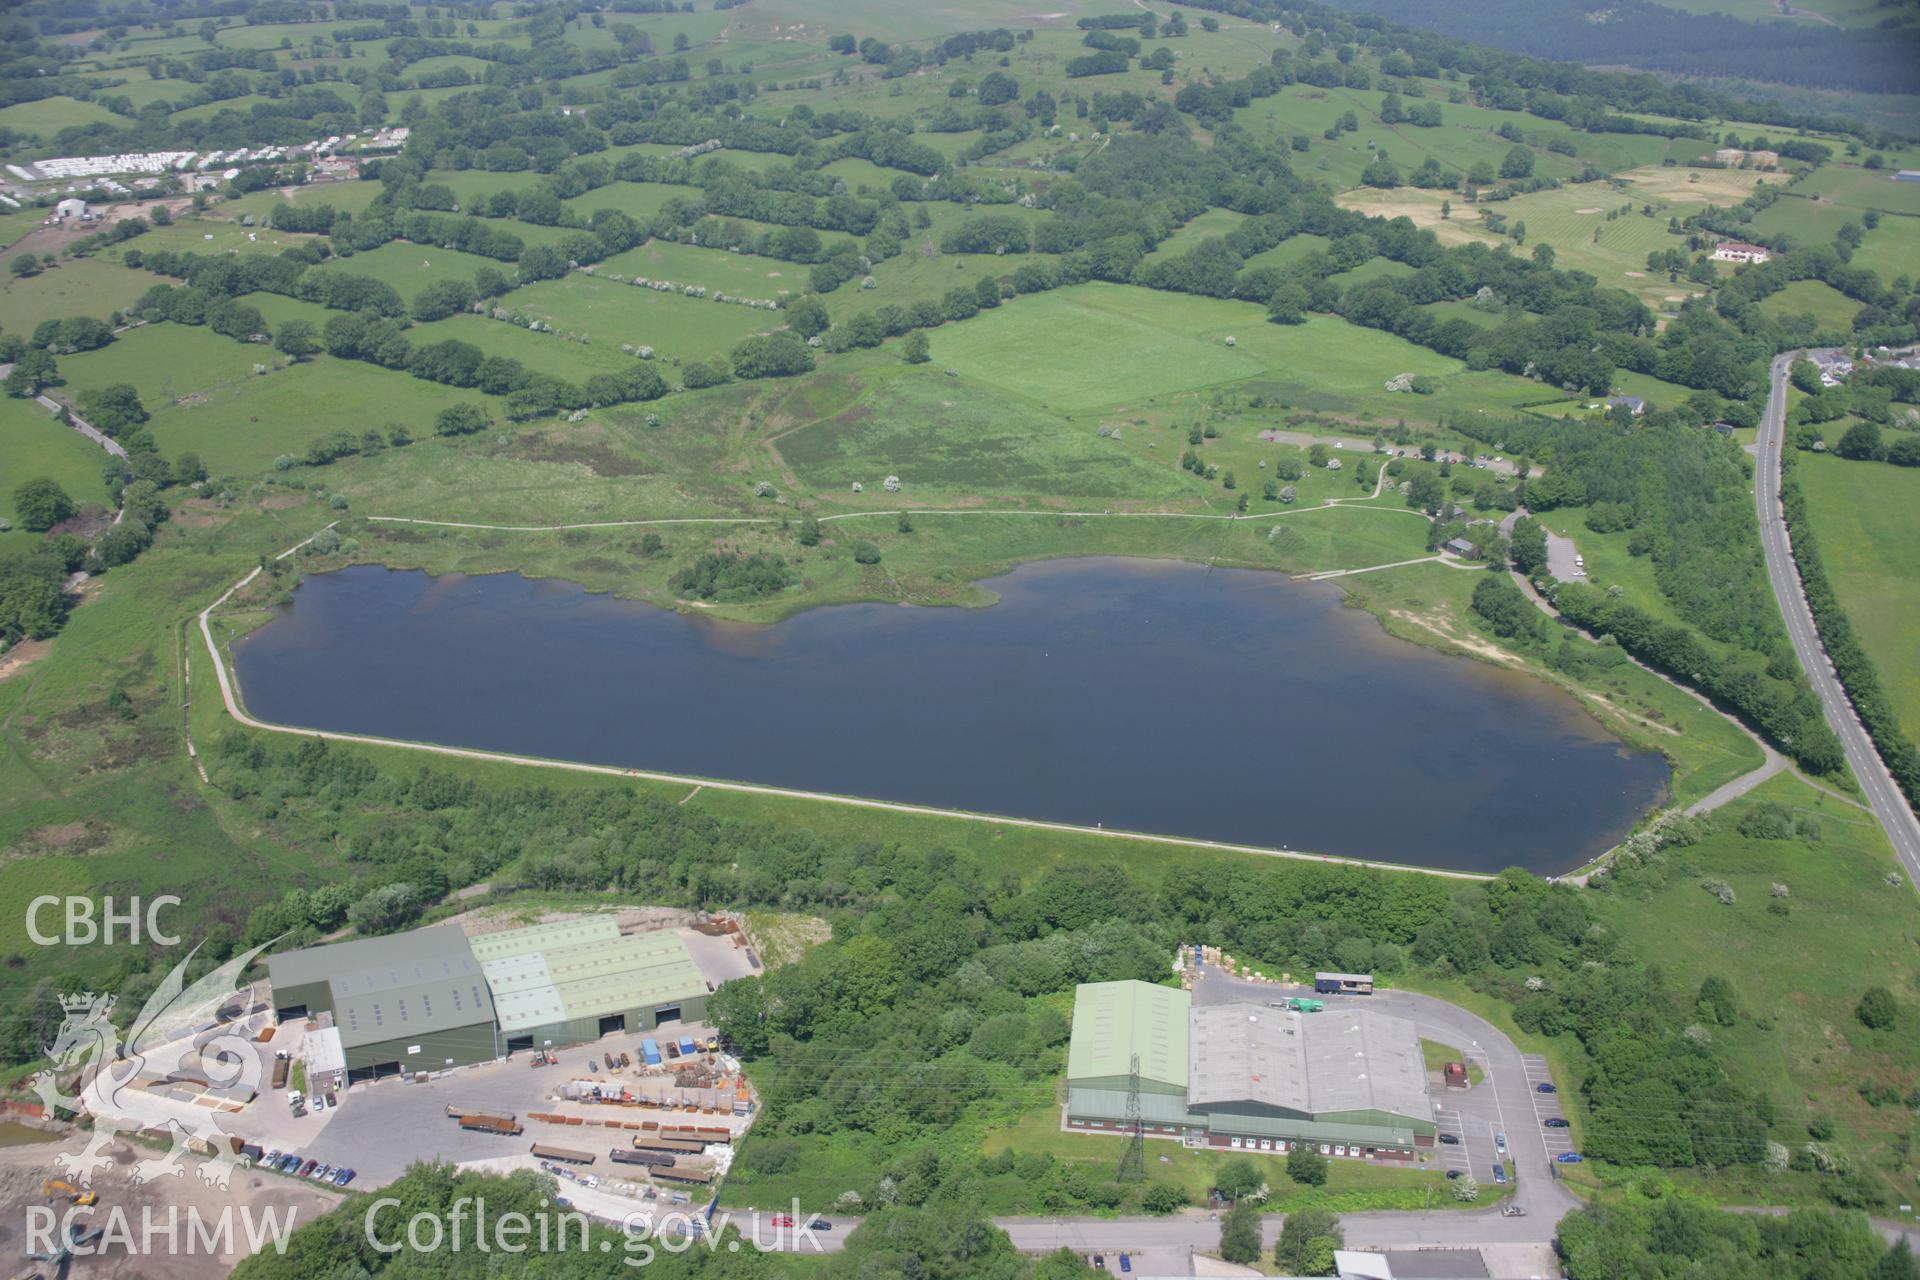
[1711,241,1771,265]
[1063,980,1437,1157]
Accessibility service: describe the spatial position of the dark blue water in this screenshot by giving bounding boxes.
[231,558,1668,873]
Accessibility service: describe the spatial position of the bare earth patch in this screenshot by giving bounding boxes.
[1387,607,1522,666]
[0,637,50,682]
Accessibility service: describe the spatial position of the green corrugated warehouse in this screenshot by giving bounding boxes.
[1063,980,1436,1155]
[468,917,711,1053]
[1066,980,1191,1095]
[267,923,500,1082]
[267,918,713,1078]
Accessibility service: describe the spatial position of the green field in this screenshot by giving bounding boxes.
[1849,214,1920,280]
[405,313,643,383]
[55,323,277,412]
[506,272,779,362]
[127,354,508,475]
[1758,279,1860,331]
[1595,774,1920,1203]
[599,238,802,299]
[567,181,698,222]
[318,242,509,293]
[0,95,123,140]
[1795,451,1920,740]
[1336,171,1759,313]
[775,369,1191,501]
[1796,166,1920,216]
[0,257,154,332]
[929,283,1540,419]
[0,397,113,541]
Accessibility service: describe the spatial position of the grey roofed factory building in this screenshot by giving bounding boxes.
[1064,980,1436,1155]
[267,917,714,1080]
[267,923,500,1082]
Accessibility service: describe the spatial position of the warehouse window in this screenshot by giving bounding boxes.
[422,995,434,1017]
[373,1003,384,1027]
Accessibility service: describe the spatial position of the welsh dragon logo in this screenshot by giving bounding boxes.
[31,939,275,1189]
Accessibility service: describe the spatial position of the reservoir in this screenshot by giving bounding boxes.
[232,558,1668,874]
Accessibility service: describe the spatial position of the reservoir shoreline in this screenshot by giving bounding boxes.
[226,557,1669,875]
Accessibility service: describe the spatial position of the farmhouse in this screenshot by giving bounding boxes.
[268,918,712,1080]
[1063,980,1436,1157]
[1711,242,1771,265]
[1605,395,1647,416]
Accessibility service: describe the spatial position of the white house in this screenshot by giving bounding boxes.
[1711,242,1770,265]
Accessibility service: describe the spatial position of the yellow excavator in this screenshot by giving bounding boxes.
[40,1179,96,1207]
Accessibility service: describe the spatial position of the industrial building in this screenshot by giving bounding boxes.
[468,916,711,1052]
[1064,980,1436,1156]
[268,917,712,1082]
[268,924,500,1083]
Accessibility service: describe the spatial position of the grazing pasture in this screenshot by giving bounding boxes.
[1795,451,1920,740]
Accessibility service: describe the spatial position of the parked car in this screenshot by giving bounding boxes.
[1557,1153,1584,1164]
[771,1216,794,1228]
[1494,1132,1508,1155]
[1120,1255,1132,1273]
[1445,1169,1463,1180]
[1493,1166,1507,1185]
[297,1160,317,1178]
[812,1220,833,1231]
[312,1164,332,1181]
[1535,1082,1557,1094]
[1438,1133,1460,1145]
[1544,1118,1570,1129]
[334,1168,357,1186]
[1501,1204,1526,1217]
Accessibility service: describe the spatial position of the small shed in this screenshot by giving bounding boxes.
[1443,1061,1468,1089]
